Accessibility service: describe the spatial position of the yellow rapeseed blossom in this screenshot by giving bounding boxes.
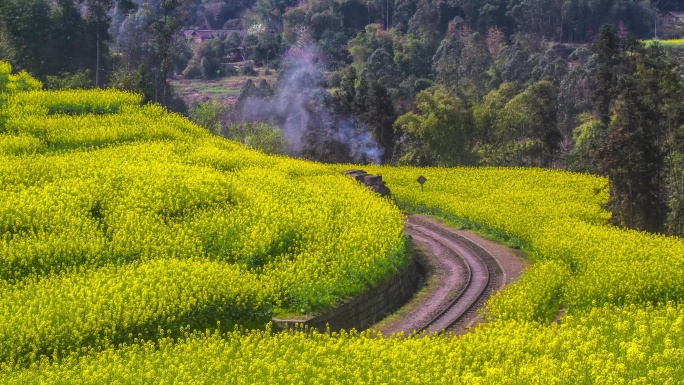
[1,63,683,382]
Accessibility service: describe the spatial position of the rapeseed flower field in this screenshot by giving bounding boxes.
[1,61,684,383]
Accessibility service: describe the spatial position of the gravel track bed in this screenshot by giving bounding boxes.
[376,215,529,336]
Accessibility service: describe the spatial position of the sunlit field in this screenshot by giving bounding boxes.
[1,64,683,383]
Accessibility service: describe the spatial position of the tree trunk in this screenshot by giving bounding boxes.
[162,10,168,103]
[96,20,100,87]
[367,3,370,25]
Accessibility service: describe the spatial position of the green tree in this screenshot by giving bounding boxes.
[479,80,560,166]
[236,79,263,106]
[591,24,621,127]
[568,113,605,173]
[363,81,396,162]
[557,48,593,139]
[666,129,684,236]
[183,40,221,79]
[363,47,400,88]
[457,32,493,100]
[634,43,684,235]
[256,79,273,98]
[472,81,517,144]
[347,24,394,71]
[189,101,228,135]
[50,0,90,76]
[107,63,155,102]
[393,32,431,79]
[146,0,187,103]
[0,0,52,78]
[600,81,666,232]
[352,76,369,118]
[432,28,464,87]
[587,29,683,233]
[332,66,357,114]
[81,0,137,87]
[282,7,306,44]
[45,70,93,90]
[394,85,475,166]
[236,122,288,155]
[0,18,12,63]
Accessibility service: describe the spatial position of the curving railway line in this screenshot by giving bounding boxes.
[344,170,528,336]
[378,215,527,336]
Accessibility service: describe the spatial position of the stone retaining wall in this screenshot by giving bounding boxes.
[273,258,424,332]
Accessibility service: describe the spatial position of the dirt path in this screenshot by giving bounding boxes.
[375,215,530,336]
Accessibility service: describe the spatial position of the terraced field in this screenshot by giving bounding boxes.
[2,62,684,383]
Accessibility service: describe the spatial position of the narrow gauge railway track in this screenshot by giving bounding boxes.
[406,216,505,333]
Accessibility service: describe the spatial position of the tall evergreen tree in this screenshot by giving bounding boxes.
[81,0,136,87]
[599,78,666,232]
[352,77,369,118]
[146,0,187,103]
[364,81,395,162]
[334,66,357,114]
[588,29,683,233]
[0,0,51,78]
[591,24,621,127]
[432,28,464,87]
[50,0,90,75]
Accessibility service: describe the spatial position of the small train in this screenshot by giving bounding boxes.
[344,169,392,198]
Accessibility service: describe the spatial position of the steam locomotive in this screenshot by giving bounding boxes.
[344,169,392,198]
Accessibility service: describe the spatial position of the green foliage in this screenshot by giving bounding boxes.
[183,41,224,80]
[189,101,228,135]
[432,31,464,87]
[282,7,307,44]
[44,71,94,90]
[456,32,493,100]
[227,121,289,155]
[318,30,349,68]
[348,24,395,72]
[363,48,400,88]
[568,114,605,173]
[332,71,396,162]
[586,29,684,233]
[393,33,431,79]
[144,0,185,103]
[332,66,357,114]
[239,63,258,76]
[0,19,13,63]
[239,17,281,67]
[363,82,396,162]
[107,64,155,103]
[0,0,52,77]
[666,149,684,236]
[472,81,517,143]
[235,79,263,106]
[476,81,559,167]
[592,25,622,127]
[601,83,666,232]
[394,85,475,166]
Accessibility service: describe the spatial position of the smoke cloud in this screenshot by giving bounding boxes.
[238,46,384,164]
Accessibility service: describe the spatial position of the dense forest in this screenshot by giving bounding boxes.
[1,0,684,235]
